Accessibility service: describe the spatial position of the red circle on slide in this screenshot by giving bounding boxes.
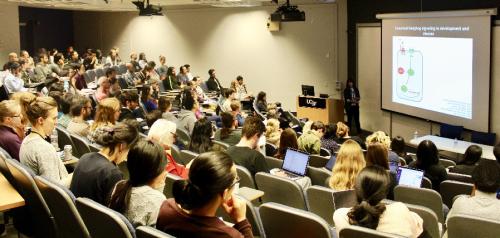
[398,67,405,74]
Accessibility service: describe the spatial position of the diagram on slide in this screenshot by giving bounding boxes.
[395,40,423,102]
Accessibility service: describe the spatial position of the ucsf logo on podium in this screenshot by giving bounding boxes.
[306,99,317,107]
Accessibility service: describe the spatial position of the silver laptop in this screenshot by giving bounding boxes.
[280,148,310,179]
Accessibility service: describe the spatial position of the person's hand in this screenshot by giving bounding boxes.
[222,195,246,223]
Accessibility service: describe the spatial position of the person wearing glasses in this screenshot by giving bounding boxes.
[66,95,92,137]
[0,100,25,160]
[157,151,253,238]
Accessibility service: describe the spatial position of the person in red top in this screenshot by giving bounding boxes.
[156,151,253,238]
[148,119,189,178]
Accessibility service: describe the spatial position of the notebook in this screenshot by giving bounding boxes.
[396,167,424,188]
[281,148,310,179]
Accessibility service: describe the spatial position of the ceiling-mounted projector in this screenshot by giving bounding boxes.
[132,0,163,16]
[270,0,305,22]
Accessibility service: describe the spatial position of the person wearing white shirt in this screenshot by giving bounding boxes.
[185,64,194,81]
[4,62,27,93]
[192,76,207,100]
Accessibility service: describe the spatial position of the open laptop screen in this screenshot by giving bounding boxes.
[396,167,424,188]
[282,148,309,176]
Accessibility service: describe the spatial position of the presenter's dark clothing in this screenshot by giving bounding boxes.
[207,77,223,92]
[343,86,361,133]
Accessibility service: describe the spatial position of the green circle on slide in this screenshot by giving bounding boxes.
[408,68,415,76]
[401,85,408,92]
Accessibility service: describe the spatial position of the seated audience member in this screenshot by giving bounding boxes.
[189,118,219,154]
[366,131,400,165]
[123,63,136,87]
[95,76,111,101]
[156,151,253,238]
[335,122,365,149]
[191,77,207,100]
[334,166,423,238]
[206,68,222,92]
[20,96,71,186]
[222,89,236,112]
[69,50,80,64]
[274,128,298,160]
[105,48,120,66]
[391,136,413,165]
[148,119,189,178]
[130,52,140,72]
[176,89,198,134]
[138,53,148,69]
[119,91,144,121]
[140,85,158,112]
[134,64,154,85]
[57,94,72,128]
[265,118,281,147]
[231,75,251,100]
[449,145,482,176]
[214,112,242,146]
[163,67,180,91]
[89,97,121,141]
[0,100,25,160]
[255,91,267,113]
[67,95,92,137]
[298,121,325,154]
[69,63,87,90]
[321,123,339,153]
[366,143,390,170]
[447,160,500,224]
[226,116,269,175]
[177,65,190,86]
[20,50,35,68]
[145,110,162,130]
[52,53,69,77]
[4,62,27,93]
[109,140,167,227]
[230,100,245,127]
[33,53,54,82]
[19,59,34,84]
[409,140,447,192]
[328,140,366,191]
[185,64,194,80]
[158,96,176,122]
[70,121,138,205]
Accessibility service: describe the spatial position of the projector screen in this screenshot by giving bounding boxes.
[378,9,496,132]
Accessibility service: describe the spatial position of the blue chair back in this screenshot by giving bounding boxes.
[440,123,463,139]
[471,131,496,146]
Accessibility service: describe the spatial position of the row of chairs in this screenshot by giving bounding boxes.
[440,123,496,145]
[83,64,128,84]
[56,126,102,158]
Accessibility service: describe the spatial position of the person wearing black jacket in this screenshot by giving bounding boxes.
[206,68,223,92]
[343,78,361,134]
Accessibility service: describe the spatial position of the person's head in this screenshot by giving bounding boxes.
[92,97,120,130]
[159,55,166,64]
[11,92,36,126]
[167,66,176,76]
[145,110,162,128]
[158,96,171,113]
[493,143,500,164]
[366,143,389,170]
[71,51,79,61]
[390,136,406,156]
[323,123,337,140]
[471,160,500,194]
[208,68,215,77]
[120,91,139,110]
[106,68,117,79]
[8,52,18,62]
[241,116,266,149]
[70,95,92,119]
[220,112,236,130]
[347,165,391,229]
[67,46,74,53]
[54,53,65,66]
[329,139,366,190]
[140,85,152,103]
[0,100,23,129]
[130,52,137,61]
[93,120,139,162]
[8,62,21,76]
[172,151,238,211]
[148,119,177,149]
[310,121,325,137]
[179,65,187,74]
[224,88,235,99]
[38,53,49,64]
[365,131,391,149]
[109,48,117,58]
[257,91,266,102]
[265,118,280,136]
[181,88,198,111]
[236,75,243,84]
[416,140,439,170]
[184,64,190,72]
[230,100,241,113]
[460,145,482,166]
[98,76,111,90]
[346,78,355,88]
[20,50,30,59]
[276,128,298,159]
[139,52,146,61]
[189,117,214,154]
[26,96,58,136]
[336,121,349,137]
[109,139,167,213]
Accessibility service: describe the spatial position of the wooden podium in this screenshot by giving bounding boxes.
[296,96,344,124]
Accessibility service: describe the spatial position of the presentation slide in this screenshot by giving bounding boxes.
[379,10,493,132]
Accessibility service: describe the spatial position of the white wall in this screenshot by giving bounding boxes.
[357,24,500,142]
[0,2,20,67]
[73,2,348,110]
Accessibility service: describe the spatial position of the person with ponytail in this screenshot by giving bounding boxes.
[333,166,423,238]
[70,120,138,205]
[157,151,253,238]
[108,140,167,227]
[214,112,242,146]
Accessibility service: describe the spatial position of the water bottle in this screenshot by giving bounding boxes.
[50,129,60,151]
[413,130,418,140]
[63,79,69,92]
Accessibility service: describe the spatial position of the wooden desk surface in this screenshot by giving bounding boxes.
[0,174,25,212]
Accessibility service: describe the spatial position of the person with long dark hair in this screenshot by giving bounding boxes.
[214,112,242,146]
[274,128,298,160]
[140,85,158,113]
[163,66,180,90]
[334,166,423,238]
[391,136,413,165]
[321,123,339,153]
[189,117,218,154]
[108,140,167,227]
[255,91,267,113]
[156,151,253,238]
[409,140,447,192]
[449,145,482,176]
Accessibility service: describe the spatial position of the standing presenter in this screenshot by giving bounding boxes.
[343,78,361,134]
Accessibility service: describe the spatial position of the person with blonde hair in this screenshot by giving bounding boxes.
[0,100,25,160]
[335,121,365,149]
[90,97,121,141]
[328,139,366,191]
[10,92,36,127]
[265,118,281,147]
